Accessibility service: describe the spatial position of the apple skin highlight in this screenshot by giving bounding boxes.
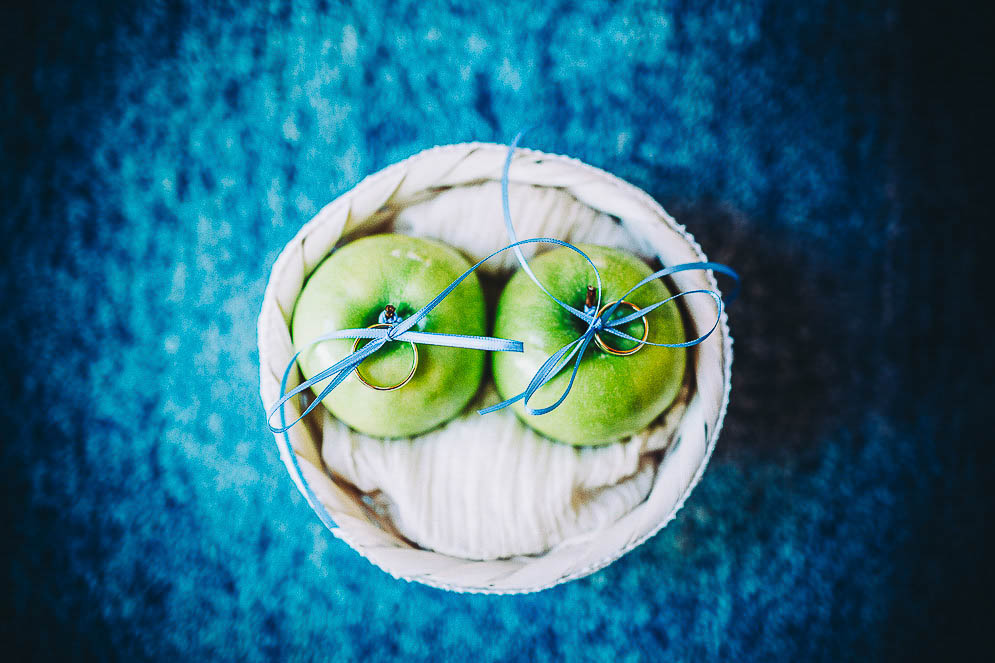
[492,244,687,446]
[291,234,487,438]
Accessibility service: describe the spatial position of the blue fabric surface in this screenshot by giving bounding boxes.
[2,1,992,660]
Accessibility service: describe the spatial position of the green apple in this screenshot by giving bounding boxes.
[291,233,487,437]
[492,244,686,445]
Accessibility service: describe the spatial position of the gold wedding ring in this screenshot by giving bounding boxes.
[351,323,419,391]
[594,300,650,356]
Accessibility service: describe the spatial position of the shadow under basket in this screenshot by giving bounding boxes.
[257,143,733,594]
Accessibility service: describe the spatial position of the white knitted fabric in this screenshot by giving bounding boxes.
[313,182,685,560]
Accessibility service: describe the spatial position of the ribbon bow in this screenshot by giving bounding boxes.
[478,131,740,416]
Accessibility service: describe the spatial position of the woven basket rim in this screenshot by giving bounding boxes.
[257,142,733,594]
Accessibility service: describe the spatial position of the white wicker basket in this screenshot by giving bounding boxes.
[257,143,733,594]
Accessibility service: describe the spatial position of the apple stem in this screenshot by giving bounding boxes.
[585,285,596,310]
[384,304,396,322]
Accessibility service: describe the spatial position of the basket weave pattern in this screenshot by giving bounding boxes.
[257,143,732,593]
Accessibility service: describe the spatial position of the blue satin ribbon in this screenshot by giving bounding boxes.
[270,132,739,431]
[266,236,603,434]
[479,130,740,416]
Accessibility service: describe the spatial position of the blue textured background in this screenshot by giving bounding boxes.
[2,1,992,660]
